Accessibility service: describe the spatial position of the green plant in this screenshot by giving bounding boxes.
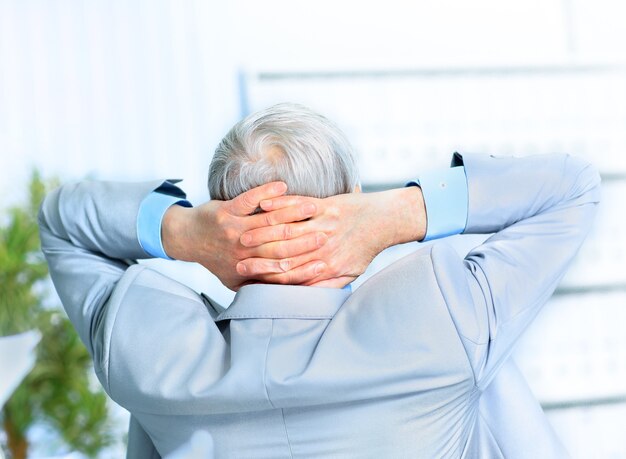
[1,172,112,459]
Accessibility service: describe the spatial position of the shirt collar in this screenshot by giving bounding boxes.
[216,284,351,321]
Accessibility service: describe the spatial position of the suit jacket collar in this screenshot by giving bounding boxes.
[216,284,351,321]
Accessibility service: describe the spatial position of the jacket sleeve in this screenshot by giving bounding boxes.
[38,179,169,359]
[452,153,601,388]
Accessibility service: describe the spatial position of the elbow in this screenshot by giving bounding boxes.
[564,155,602,206]
[37,192,53,234]
[37,186,66,243]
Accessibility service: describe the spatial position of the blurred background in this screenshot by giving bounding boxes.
[1,0,625,457]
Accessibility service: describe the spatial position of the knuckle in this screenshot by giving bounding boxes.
[224,227,239,242]
[214,209,228,226]
[266,261,280,275]
[233,247,248,260]
[316,232,328,247]
[282,224,291,240]
[326,260,340,277]
[310,233,322,249]
[264,213,275,226]
[239,192,255,208]
[240,231,254,247]
[246,260,260,275]
[279,259,291,272]
[327,205,341,220]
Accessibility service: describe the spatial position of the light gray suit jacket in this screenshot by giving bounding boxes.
[39,153,600,458]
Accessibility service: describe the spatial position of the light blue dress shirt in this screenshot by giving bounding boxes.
[137,181,192,259]
[407,166,468,241]
[137,167,469,259]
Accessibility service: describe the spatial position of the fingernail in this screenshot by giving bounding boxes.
[316,232,328,247]
[241,234,252,246]
[274,182,287,193]
[261,199,272,209]
[280,260,290,272]
[303,203,316,215]
[314,263,326,275]
[237,263,247,275]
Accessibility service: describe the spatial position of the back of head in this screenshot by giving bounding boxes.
[209,103,359,200]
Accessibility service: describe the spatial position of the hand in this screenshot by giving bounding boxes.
[162,182,330,290]
[237,187,427,287]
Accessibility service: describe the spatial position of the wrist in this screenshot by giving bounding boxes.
[388,187,427,245]
[364,188,426,253]
[161,204,194,261]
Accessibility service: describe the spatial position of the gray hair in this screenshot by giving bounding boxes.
[209,103,359,201]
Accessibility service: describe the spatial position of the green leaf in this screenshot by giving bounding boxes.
[1,171,112,458]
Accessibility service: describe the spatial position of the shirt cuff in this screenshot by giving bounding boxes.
[137,187,192,260]
[406,166,468,241]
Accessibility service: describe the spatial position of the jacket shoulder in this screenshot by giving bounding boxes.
[360,243,487,375]
[341,244,476,374]
[94,264,217,400]
[130,265,206,303]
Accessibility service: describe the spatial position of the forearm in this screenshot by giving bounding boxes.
[39,180,164,260]
[461,153,601,234]
[38,180,166,356]
[457,153,600,386]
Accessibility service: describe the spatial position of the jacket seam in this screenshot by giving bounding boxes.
[263,322,293,457]
[281,408,294,458]
[262,319,276,409]
[429,248,479,386]
[462,263,490,346]
[477,407,505,457]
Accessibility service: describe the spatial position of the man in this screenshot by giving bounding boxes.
[39,104,600,458]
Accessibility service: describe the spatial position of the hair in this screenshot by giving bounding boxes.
[209,103,359,201]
